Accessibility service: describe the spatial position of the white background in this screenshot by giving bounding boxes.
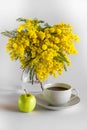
[0,0,87,130]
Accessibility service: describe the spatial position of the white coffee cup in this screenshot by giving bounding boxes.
[42,83,78,106]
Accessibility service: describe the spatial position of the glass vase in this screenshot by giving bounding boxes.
[21,68,43,94]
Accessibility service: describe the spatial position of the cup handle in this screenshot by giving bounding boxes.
[71,88,79,101]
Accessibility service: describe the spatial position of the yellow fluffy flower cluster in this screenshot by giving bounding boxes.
[2,18,79,82]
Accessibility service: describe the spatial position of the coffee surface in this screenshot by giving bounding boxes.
[47,86,68,91]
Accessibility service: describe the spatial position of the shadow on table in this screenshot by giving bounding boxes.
[0,103,19,112]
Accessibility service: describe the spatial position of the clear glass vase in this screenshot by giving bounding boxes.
[21,68,43,94]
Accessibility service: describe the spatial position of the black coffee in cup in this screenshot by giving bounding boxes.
[47,86,68,91]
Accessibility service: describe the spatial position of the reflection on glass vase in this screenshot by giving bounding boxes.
[21,68,44,93]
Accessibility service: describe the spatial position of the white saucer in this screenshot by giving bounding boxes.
[35,94,80,110]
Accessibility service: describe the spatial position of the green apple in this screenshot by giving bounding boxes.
[18,93,36,112]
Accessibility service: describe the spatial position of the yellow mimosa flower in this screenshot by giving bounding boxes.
[42,44,47,50]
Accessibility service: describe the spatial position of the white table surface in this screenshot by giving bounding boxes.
[0,87,86,130]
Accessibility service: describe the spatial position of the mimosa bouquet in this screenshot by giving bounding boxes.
[2,18,79,85]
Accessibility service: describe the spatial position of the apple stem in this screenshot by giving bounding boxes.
[24,89,28,95]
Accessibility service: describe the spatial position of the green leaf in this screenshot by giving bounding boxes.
[29,67,34,84]
[50,32,57,35]
[22,28,28,33]
[38,20,44,23]
[1,30,17,38]
[16,18,26,22]
[44,23,51,28]
[59,52,68,63]
[54,56,67,71]
[53,56,62,62]
[64,64,67,71]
